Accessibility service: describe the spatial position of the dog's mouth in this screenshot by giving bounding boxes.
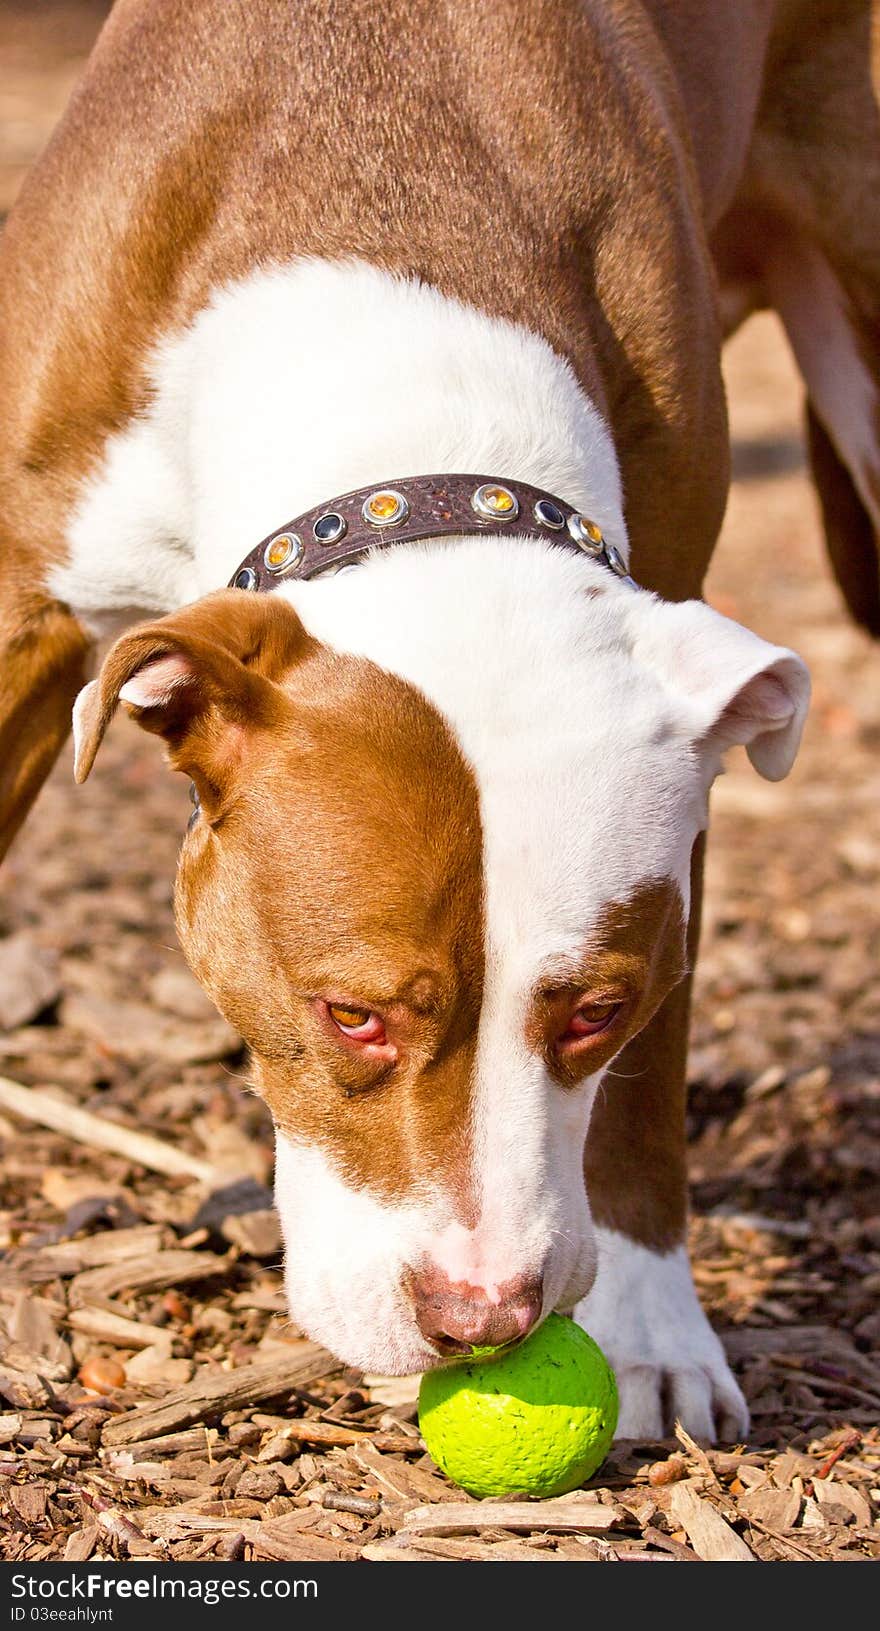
[427,1319,550,1366]
[431,1332,523,1361]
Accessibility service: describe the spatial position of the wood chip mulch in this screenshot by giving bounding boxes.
[0,1183,877,1564]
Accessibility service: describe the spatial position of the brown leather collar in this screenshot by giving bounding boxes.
[228,474,634,592]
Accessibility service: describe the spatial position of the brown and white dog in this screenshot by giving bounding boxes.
[1,0,878,1442]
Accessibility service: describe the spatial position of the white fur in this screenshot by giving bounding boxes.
[50,259,626,632]
[574,1230,749,1441]
[274,1134,441,1376]
[284,541,698,1349]
[274,1090,596,1378]
[51,409,195,636]
[625,594,810,781]
[71,680,100,781]
[119,653,194,708]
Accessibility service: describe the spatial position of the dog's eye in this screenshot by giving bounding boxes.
[563,1000,621,1040]
[327,1003,386,1043]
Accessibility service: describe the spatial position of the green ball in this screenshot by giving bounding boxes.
[417,1313,618,1499]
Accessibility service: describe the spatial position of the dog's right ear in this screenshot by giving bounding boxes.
[73,591,315,805]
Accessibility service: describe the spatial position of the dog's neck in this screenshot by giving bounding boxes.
[52,260,627,631]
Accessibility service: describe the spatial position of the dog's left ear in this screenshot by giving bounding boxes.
[628,595,811,781]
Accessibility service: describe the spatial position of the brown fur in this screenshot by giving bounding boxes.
[78,592,486,1212]
[584,833,704,1249]
[527,877,687,1092]
[0,594,91,854]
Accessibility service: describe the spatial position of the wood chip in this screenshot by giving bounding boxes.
[0,1075,220,1183]
[69,1249,231,1308]
[131,1501,359,1560]
[813,1479,872,1528]
[669,1481,756,1561]
[0,935,60,1030]
[0,1412,23,1443]
[738,1486,801,1530]
[60,991,239,1068]
[675,1419,721,1486]
[102,1343,339,1444]
[220,1211,282,1257]
[4,1226,166,1284]
[255,1417,422,1458]
[4,1292,72,1379]
[361,1541,445,1563]
[400,1497,622,1538]
[10,1482,48,1524]
[111,1426,221,1460]
[124,1343,194,1387]
[63,1527,100,1562]
[248,1518,360,1563]
[0,1368,53,1410]
[642,1525,700,1560]
[66,1305,171,1350]
[1,1340,70,1384]
[352,1443,465,1504]
[364,1534,564,1562]
[360,1374,420,1410]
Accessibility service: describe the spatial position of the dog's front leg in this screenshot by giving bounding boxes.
[0,588,92,861]
[576,834,748,1444]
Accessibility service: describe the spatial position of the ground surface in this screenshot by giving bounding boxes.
[1,0,878,1565]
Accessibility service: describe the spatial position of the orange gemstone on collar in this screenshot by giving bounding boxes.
[263,531,304,574]
[482,485,515,512]
[362,489,409,528]
[368,492,401,519]
[266,537,292,567]
[471,482,520,521]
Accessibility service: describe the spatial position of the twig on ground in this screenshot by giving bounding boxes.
[814,1431,863,1480]
[0,1074,220,1183]
[399,1498,622,1538]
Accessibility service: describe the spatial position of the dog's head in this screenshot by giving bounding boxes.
[73,540,809,1373]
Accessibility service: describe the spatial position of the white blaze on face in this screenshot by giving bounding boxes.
[274,1135,443,1375]
[280,538,706,1367]
[282,526,808,1376]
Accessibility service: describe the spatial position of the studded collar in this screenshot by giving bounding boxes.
[227,474,634,592]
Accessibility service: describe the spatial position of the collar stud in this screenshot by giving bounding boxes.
[567,513,605,554]
[264,532,304,574]
[472,482,519,520]
[313,511,347,544]
[534,498,565,530]
[363,489,409,527]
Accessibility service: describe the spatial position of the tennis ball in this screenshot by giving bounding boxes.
[418,1313,618,1498]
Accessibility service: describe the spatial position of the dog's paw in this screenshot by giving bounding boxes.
[572,1228,748,1444]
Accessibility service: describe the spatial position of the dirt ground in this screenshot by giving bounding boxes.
[1,1,878,1565]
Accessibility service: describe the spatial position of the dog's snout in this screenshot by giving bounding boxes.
[408,1266,544,1355]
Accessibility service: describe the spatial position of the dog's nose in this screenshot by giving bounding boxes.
[408,1267,544,1355]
